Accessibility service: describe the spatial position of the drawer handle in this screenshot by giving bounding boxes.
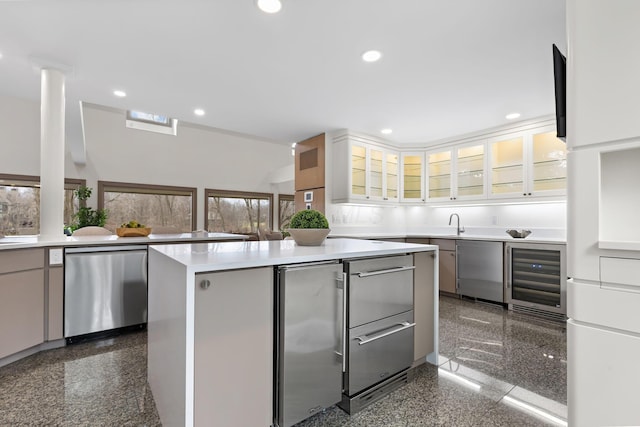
[356,266,415,278]
[354,321,416,346]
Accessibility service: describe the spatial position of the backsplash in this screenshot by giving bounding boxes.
[326,202,566,236]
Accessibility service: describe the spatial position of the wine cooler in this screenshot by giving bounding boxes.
[505,242,567,321]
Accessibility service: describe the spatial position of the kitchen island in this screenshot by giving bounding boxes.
[148,238,438,427]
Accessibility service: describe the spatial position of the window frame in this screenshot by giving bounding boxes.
[204,188,274,235]
[98,181,197,231]
[0,173,86,234]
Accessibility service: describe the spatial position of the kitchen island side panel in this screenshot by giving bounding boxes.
[148,249,192,427]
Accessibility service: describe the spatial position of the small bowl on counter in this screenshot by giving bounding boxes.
[506,229,532,239]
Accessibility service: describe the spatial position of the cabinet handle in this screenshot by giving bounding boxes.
[523,193,527,196]
[200,279,211,290]
[342,272,347,372]
[354,322,416,345]
[450,252,455,256]
[356,265,415,278]
[528,193,532,196]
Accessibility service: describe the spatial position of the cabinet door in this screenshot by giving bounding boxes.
[455,143,486,200]
[0,269,44,358]
[439,250,457,294]
[529,129,567,195]
[489,134,525,197]
[427,149,453,201]
[384,151,399,202]
[351,144,368,198]
[369,148,384,200]
[194,268,273,427]
[401,152,425,202]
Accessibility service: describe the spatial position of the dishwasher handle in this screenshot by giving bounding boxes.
[355,265,415,278]
[354,321,416,346]
[65,245,148,254]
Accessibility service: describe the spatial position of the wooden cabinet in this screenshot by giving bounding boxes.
[430,239,457,295]
[488,125,567,198]
[193,268,273,427]
[295,133,325,192]
[332,133,399,204]
[0,248,45,359]
[400,152,425,203]
[427,142,486,202]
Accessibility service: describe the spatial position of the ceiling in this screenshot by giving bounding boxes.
[0,0,566,157]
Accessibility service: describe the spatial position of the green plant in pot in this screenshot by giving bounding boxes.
[70,186,108,231]
[287,209,330,246]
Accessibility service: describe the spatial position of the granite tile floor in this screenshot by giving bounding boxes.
[0,296,567,426]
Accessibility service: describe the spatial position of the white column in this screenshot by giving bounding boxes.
[39,68,66,239]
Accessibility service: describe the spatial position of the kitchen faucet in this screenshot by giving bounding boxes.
[449,213,465,235]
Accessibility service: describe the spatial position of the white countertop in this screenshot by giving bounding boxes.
[0,232,247,251]
[328,231,566,244]
[150,238,437,273]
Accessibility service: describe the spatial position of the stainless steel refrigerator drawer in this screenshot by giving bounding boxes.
[347,255,414,328]
[347,311,415,395]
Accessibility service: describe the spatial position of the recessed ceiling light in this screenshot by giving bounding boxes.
[505,112,521,120]
[0,52,3,60]
[257,0,282,13]
[113,90,127,98]
[381,129,393,135]
[194,108,205,116]
[362,50,382,62]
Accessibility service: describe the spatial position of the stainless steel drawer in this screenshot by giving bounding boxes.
[347,311,415,395]
[346,255,414,328]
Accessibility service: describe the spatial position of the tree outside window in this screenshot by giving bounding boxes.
[278,194,295,231]
[205,189,272,238]
[0,174,83,235]
[98,181,196,232]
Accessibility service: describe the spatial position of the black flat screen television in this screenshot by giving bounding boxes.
[553,44,566,141]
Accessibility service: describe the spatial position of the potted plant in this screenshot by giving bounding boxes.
[70,186,108,231]
[287,209,330,246]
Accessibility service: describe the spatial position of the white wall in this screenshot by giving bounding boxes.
[0,95,295,230]
[0,94,43,176]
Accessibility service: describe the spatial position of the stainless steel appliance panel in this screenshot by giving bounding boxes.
[64,246,148,338]
[276,262,344,427]
[456,240,504,302]
[346,255,414,328]
[347,311,415,395]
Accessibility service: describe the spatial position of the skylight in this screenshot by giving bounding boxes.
[126,110,177,135]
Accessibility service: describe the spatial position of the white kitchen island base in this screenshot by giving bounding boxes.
[148,239,438,427]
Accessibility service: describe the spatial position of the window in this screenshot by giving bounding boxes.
[98,181,196,232]
[205,189,273,237]
[125,110,178,135]
[278,194,295,231]
[0,174,84,235]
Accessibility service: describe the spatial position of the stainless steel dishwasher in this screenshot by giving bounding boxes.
[64,245,148,341]
[456,240,504,303]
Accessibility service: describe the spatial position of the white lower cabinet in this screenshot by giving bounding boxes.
[194,268,273,427]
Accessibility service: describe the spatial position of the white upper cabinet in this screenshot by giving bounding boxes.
[488,125,566,199]
[400,152,425,203]
[427,142,486,202]
[332,133,399,204]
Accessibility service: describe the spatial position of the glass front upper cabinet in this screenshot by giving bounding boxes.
[490,135,525,196]
[351,144,367,197]
[384,152,399,202]
[489,126,566,198]
[456,144,485,198]
[427,142,485,201]
[401,152,425,202]
[531,130,567,193]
